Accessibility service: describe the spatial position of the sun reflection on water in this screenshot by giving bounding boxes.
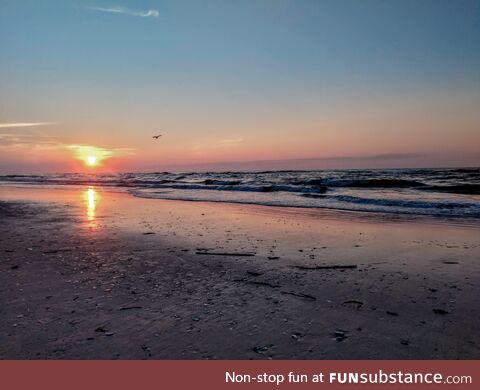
[83,187,100,227]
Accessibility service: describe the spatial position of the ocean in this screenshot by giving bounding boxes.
[1,168,479,218]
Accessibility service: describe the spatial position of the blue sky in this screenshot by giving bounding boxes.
[0,0,479,172]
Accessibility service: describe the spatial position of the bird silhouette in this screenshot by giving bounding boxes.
[152,134,162,139]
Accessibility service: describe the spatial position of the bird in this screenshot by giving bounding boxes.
[152,134,162,139]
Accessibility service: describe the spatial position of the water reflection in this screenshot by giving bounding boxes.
[83,187,100,227]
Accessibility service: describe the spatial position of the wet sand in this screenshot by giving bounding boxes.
[1,186,479,359]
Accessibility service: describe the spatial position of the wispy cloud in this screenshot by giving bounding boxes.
[88,6,159,18]
[193,137,245,151]
[0,133,59,148]
[0,131,135,160]
[218,138,244,145]
[0,122,56,129]
[66,144,135,162]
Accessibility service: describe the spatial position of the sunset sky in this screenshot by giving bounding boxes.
[0,0,479,173]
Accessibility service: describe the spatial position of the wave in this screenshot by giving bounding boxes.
[346,179,425,188]
[420,184,480,195]
[129,188,480,218]
[1,168,478,218]
[1,170,478,192]
[330,194,476,210]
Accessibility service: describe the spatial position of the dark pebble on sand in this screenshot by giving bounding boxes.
[291,332,303,340]
[333,329,348,342]
[252,346,269,354]
[342,300,363,309]
[119,306,142,311]
[386,311,399,316]
[433,308,449,315]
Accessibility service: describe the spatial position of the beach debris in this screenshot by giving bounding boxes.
[118,305,143,311]
[234,279,281,288]
[333,329,349,342]
[196,251,255,257]
[291,331,303,340]
[142,232,156,235]
[433,308,449,315]
[292,264,357,270]
[10,265,19,270]
[252,345,270,354]
[442,261,459,264]
[280,291,316,301]
[268,256,280,260]
[105,332,115,336]
[192,316,201,322]
[246,270,263,276]
[42,249,72,254]
[400,339,409,346]
[342,300,363,309]
[386,311,399,316]
[95,326,107,333]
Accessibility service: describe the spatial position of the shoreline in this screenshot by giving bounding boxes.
[1,186,479,359]
[2,183,479,227]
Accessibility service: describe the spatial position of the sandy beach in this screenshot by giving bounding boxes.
[1,186,479,359]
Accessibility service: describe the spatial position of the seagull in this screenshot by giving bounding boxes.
[152,134,162,139]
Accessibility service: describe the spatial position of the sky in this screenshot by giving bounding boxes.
[0,0,479,173]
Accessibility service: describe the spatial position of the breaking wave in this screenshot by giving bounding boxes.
[1,168,479,218]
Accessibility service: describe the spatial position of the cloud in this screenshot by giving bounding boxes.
[367,153,424,160]
[244,153,425,163]
[0,122,56,128]
[66,144,135,163]
[0,131,134,161]
[0,133,57,147]
[193,137,245,151]
[88,6,159,18]
[218,138,244,145]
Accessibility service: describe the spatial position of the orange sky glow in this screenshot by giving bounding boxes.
[0,1,479,173]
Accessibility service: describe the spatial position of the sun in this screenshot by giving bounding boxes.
[69,145,119,169]
[86,155,97,167]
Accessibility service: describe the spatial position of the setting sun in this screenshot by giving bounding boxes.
[66,145,116,169]
[86,155,97,166]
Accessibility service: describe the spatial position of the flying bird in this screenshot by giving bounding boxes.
[152,134,162,139]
